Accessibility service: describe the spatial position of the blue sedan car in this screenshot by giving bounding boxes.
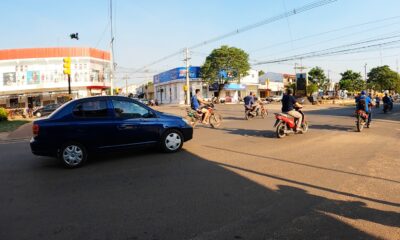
[30,96,193,168]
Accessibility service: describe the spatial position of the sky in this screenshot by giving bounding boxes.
[1,0,400,87]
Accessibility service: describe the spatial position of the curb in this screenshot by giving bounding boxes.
[0,137,31,144]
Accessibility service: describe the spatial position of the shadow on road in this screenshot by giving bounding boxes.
[306,105,399,122]
[2,147,399,239]
[202,144,400,185]
[310,123,355,132]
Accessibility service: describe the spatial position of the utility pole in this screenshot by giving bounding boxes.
[124,74,128,96]
[184,48,191,105]
[364,63,367,81]
[109,0,115,96]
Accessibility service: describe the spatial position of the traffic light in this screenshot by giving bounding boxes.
[70,33,79,40]
[63,57,71,75]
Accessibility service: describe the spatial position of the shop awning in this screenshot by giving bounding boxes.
[223,83,245,90]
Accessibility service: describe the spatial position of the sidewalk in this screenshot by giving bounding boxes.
[0,122,33,142]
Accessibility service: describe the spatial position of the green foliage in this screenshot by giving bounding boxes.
[306,83,319,96]
[288,83,296,95]
[258,70,265,76]
[308,66,329,91]
[339,70,365,93]
[367,65,399,91]
[200,45,250,84]
[0,108,7,121]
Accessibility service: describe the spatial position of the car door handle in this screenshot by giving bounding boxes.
[117,124,136,130]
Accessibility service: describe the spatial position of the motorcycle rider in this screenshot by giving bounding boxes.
[281,88,303,132]
[355,90,373,127]
[375,95,380,108]
[244,92,256,116]
[191,89,210,124]
[382,93,391,112]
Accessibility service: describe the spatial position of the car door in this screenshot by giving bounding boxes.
[71,99,116,150]
[111,99,161,147]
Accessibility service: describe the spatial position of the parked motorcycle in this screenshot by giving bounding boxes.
[273,107,308,138]
[185,103,222,128]
[355,109,369,132]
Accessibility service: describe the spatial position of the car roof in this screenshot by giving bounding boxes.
[70,95,134,103]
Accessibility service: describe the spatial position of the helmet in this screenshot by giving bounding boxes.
[361,90,366,95]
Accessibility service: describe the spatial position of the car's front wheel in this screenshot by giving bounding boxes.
[59,142,87,168]
[161,129,183,153]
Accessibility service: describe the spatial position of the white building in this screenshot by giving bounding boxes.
[153,66,213,104]
[218,69,259,103]
[0,47,111,108]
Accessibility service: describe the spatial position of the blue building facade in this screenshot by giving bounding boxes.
[153,66,212,104]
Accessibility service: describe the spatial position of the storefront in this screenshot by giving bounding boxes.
[153,66,213,104]
[0,47,111,108]
[258,81,284,98]
[221,83,246,103]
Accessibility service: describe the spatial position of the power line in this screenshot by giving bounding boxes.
[254,37,400,65]
[131,0,338,73]
[254,22,400,60]
[249,15,400,53]
[189,0,338,49]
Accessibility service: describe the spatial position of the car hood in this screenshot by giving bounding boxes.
[156,111,182,120]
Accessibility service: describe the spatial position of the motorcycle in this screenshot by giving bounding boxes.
[273,107,308,138]
[383,103,389,113]
[185,103,222,128]
[245,102,268,120]
[355,109,369,132]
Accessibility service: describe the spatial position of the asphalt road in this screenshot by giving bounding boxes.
[1,104,399,240]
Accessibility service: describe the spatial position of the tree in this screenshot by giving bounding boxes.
[287,83,296,96]
[306,83,318,97]
[200,45,250,84]
[258,70,265,76]
[308,66,329,92]
[338,70,365,93]
[367,65,399,92]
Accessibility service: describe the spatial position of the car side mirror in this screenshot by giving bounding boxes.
[146,111,156,118]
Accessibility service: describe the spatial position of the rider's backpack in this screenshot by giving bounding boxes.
[358,97,366,111]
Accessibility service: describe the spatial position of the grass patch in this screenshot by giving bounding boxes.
[0,120,29,133]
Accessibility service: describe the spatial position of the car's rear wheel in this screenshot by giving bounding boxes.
[161,129,183,153]
[59,142,87,168]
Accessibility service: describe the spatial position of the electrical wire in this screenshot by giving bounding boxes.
[130,0,338,73]
[253,38,400,65]
[249,15,400,53]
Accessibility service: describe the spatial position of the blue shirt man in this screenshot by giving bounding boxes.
[355,91,372,112]
[356,90,373,126]
[243,92,255,109]
[191,94,200,110]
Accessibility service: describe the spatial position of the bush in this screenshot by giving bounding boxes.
[0,108,7,121]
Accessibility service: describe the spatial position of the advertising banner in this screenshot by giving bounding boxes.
[27,71,41,84]
[3,72,16,86]
[296,73,308,96]
[154,67,200,84]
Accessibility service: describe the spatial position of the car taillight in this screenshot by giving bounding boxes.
[33,124,39,137]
